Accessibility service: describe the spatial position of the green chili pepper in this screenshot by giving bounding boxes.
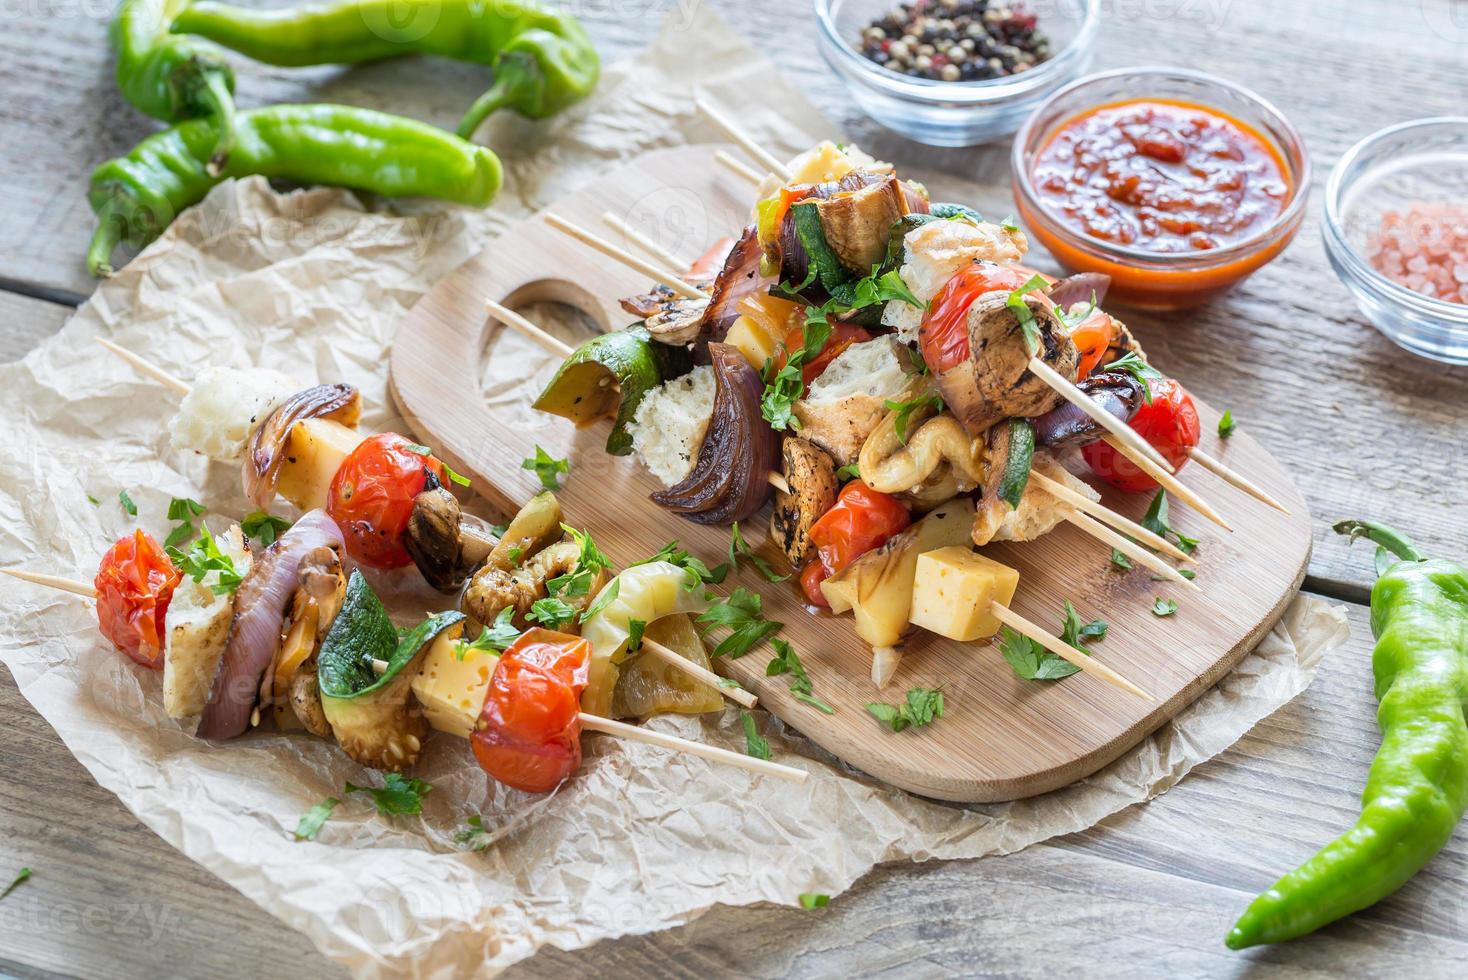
[112,0,238,174]
[171,0,600,139]
[1225,520,1468,949]
[87,103,503,277]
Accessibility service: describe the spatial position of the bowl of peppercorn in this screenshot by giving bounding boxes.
[815,0,1099,147]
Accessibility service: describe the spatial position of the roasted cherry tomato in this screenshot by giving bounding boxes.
[808,480,912,580]
[94,529,182,669]
[800,558,831,609]
[776,321,872,385]
[919,263,1042,373]
[1081,378,1201,492]
[1068,309,1120,379]
[471,629,590,794]
[327,432,446,568]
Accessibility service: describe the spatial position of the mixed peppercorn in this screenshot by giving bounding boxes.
[856,0,1050,82]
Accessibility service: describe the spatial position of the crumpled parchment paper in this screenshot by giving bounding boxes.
[0,7,1350,978]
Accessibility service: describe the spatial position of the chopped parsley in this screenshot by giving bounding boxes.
[1054,291,1099,330]
[528,596,578,629]
[882,392,944,444]
[86,493,100,506]
[835,463,861,481]
[165,498,207,549]
[241,509,291,547]
[294,797,339,841]
[799,893,830,909]
[850,267,921,309]
[1218,410,1237,438]
[169,525,243,595]
[344,773,433,816]
[1000,215,1021,233]
[1153,568,1197,581]
[118,489,137,517]
[578,577,620,625]
[760,314,831,431]
[521,445,569,491]
[1109,548,1133,572]
[865,687,944,732]
[1153,597,1179,617]
[741,710,771,760]
[766,638,835,714]
[405,442,471,487]
[454,814,494,851]
[1002,601,1104,682]
[698,586,782,659]
[1102,352,1163,404]
[548,524,613,600]
[633,540,729,586]
[728,522,789,582]
[1060,600,1108,650]
[456,607,519,658]
[1141,490,1200,555]
[1,867,32,900]
[627,617,646,652]
[1004,273,1050,355]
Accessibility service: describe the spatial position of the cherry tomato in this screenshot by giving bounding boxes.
[775,321,872,385]
[918,263,1038,373]
[808,481,912,579]
[94,530,182,669]
[471,629,590,794]
[1068,309,1120,379]
[1081,378,1201,492]
[800,559,831,609]
[327,432,446,568]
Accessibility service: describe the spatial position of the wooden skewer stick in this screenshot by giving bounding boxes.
[579,711,807,783]
[1,568,97,598]
[1028,472,1193,563]
[990,603,1153,701]
[1058,506,1203,595]
[483,301,792,496]
[714,149,765,185]
[1101,435,1233,533]
[641,638,757,709]
[1026,357,1174,474]
[694,98,791,181]
[96,337,190,396]
[1188,447,1289,515]
[600,212,688,273]
[544,213,707,301]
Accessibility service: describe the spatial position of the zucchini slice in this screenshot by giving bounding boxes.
[996,418,1036,511]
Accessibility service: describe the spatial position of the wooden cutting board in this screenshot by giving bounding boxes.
[389,146,1312,803]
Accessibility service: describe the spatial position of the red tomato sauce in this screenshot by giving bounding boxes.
[1033,99,1290,253]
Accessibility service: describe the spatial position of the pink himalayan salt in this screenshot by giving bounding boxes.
[1366,203,1468,305]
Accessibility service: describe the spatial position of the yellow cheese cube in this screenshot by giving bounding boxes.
[724,314,784,371]
[410,631,500,739]
[909,547,1020,642]
[786,141,858,185]
[275,417,365,511]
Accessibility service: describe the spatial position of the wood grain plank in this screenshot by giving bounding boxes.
[0,292,73,357]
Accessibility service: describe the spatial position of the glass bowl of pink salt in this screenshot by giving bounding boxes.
[1325,117,1468,363]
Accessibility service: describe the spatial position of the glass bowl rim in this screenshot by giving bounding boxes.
[1010,65,1313,268]
[1323,115,1468,322]
[813,0,1101,104]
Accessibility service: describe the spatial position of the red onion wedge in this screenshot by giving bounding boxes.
[650,343,777,525]
[242,384,361,509]
[197,510,344,740]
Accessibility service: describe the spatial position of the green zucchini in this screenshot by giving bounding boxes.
[930,202,985,224]
[996,419,1036,511]
[532,325,690,456]
[790,199,852,295]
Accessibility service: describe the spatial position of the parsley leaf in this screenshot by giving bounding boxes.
[344,773,433,816]
[1152,568,1197,582]
[799,893,830,909]
[1,867,32,900]
[579,578,620,624]
[528,596,578,629]
[627,618,646,652]
[1053,291,1099,330]
[167,497,206,521]
[728,522,790,582]
[865,687,945,732]
[1141,490,1201,556]
[1152,597,1179,617]
[882,393,944,444]
[294,797,339,841]
[168,525,242,595]
[999,628,1078,680]
[760,313,832,431]
[698,587,782,659]
[835,463,861,481]
[1218,410,1237,438]
[118,489,137,517]
[741,710,771,760]
[521,445,569,491]
[1001,214,1021,233]
[1060,600,1108,651]
[163,519,197,550]
[560,524,612,576]
[766,638,835,714]
[1109,549,1133,571]
[633,541,729,586]
[456,607,519,658]
[241,510,291,547]
[1103,352,1163,405]
[454,814,494,851]
[851,267,921,309]
[86,493,100,505]
[1004,274,1051,355]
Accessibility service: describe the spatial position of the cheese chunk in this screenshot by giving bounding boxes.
[411,632,500,739]
[163,524,251,724]
[724,314,784,370]
[275,417,365,512]
[909,546,1020,642]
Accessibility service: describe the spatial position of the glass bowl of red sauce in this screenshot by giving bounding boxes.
[1011,67,1311,310]
[1324,117,1468,364]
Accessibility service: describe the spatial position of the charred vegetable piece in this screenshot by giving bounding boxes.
[243,383,362,509]
[471,628,590,794]
[611,613,723,718]
[802,480,914,608]
[993,419,1036,510]
[532,325,691,455]
[403,486,496,593]
[815,174,910,275]
[790,199,852,295]
[327,432,448,569]
[1031,371,1145,449]
[486,492,562,570]
[772,437,840,567]
[650,343,777,526]
[317,570,465,770]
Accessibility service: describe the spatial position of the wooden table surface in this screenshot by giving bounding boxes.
[2,1,1465,976]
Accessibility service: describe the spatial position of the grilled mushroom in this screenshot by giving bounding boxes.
[404,485,498,593]
[644,296,711,346]
[771,437,839,566]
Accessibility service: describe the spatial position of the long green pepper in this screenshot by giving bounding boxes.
[170,0,600,139]
[112,0,238,173]
[1226,520,1468,948]
[87,104,502,276]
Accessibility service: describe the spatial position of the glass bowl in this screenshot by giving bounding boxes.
[814,0,1099,147]
[1323,117,1468,364]
[1011,67,1311,310]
